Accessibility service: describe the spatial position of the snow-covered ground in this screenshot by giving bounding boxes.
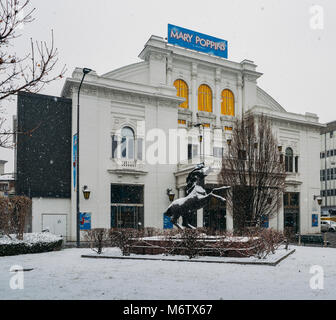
[0,245,335,299]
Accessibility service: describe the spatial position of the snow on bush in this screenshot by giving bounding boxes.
[0,232,63,256]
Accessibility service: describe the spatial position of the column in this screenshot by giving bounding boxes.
[191,62,197,124]
[237,74,243,119]
[215,68,221,128]
[166,56,172,85]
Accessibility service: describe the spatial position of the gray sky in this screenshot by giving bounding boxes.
[1,0,335,172]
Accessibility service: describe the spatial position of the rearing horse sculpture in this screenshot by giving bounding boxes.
[163,163,230,229]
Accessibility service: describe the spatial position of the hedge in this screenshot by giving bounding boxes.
[0,239,63,256]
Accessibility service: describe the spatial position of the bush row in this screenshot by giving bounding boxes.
[0,239,63,257]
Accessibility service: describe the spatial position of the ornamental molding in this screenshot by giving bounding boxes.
[62,78,182,109]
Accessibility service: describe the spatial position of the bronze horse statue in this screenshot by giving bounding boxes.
[163,163,230,229]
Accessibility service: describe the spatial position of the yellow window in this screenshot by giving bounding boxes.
[174,79,189,108]
[198,84,212,112]
[178,119,186,125]
[221,89,235,116]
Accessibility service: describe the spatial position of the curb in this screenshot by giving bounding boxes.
[81,248,296,266]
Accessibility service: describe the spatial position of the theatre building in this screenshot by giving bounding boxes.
[16,27,324,240]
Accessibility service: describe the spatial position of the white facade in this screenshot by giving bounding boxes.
[30,35,324,240]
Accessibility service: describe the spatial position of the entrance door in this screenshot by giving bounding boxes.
[42,214,67,238]
[283,192,300,234]
[111,205,144,229]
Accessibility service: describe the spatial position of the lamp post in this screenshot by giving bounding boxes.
[76,67,92,248]
[194,123,205,163]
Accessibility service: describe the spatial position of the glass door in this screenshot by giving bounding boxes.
[111,205,144,229]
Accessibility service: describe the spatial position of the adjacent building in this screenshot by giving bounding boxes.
[16,28,324,240]
[320,121,336,214]
[0,160,15,197]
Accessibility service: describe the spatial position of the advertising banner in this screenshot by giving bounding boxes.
[80,212,91,230]
[168,24,228,59]
[73,134,77,191]
[163,215,173,229]
[312,214,318,227]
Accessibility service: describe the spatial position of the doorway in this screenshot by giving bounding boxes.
[111,205,144,229]
[283,192,300,234]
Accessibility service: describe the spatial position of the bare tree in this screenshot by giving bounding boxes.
[0,0,66,148]
[219,113,286,233]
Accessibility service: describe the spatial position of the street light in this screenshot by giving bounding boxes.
[167,188,175,202]
[194,123,205,163]
[76,67,92,248]
[82,185,91,200]
[314,195,322,206]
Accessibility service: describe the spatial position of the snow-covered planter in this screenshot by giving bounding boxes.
[0,232,63,256]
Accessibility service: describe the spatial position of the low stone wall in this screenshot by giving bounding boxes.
[128,237,259,258]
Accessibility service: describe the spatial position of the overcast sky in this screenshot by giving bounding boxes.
[1,0,335,172]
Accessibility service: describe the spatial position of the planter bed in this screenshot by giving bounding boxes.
[127,235,260,258]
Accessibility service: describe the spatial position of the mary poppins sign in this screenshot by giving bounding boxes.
[168,24,228,59]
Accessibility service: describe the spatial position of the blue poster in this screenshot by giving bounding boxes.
[163,215,173,229]
[80,212,91,230]
[168,24,228,59]
[73,134,77,191]
[261,216,269,228]
[312,214,318,227]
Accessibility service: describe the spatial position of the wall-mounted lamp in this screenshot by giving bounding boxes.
[314,195,322,206]
[167,188,175,202]
[82,185,91,200]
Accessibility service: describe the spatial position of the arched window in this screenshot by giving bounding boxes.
[285,147,293,172]
[174,79,189,108]
[121,127,135,159]
[221,89,235,116]
[198,84,212,112]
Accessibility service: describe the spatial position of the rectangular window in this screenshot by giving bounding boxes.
[295,156,298,173]
[192,145,198,157]
[178,119,186,125]
[112,135,118,158]
[321,152,325,158]
[327,150,330,157]
[188,144,192,160]
[331,150,334,157]
[238,149,247,160]
[188,144,199,159]
[137,138,143,160]
[213,147,223,158]
[330,131,333,138]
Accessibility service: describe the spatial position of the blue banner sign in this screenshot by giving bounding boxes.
[312,214,318,227]
[168,24,228,59]
[80,212,91,230]
[163,215,173,229]
[73,134,77,191]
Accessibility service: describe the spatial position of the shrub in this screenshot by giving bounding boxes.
[0,239,63,256]
[84,228,109,254]
[0,196,31,240]
[109,228,140,256]
[245,227,285,259]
